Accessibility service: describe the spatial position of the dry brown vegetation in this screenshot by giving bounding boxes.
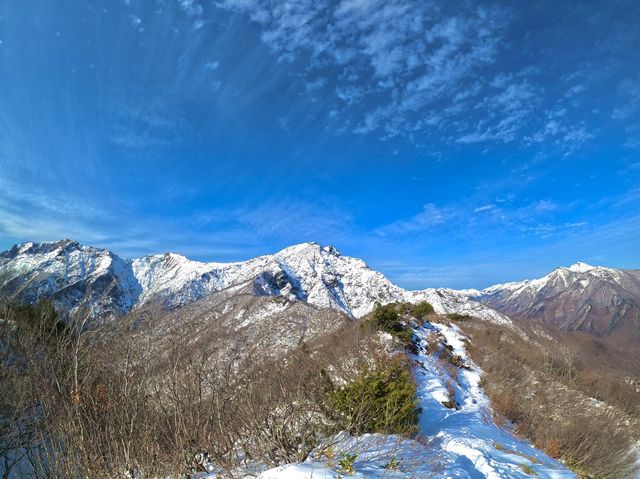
[458,317,640,478]
[0,300,420,478]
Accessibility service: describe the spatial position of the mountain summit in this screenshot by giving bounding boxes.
[473,262,640,336]
[566,262,596,273]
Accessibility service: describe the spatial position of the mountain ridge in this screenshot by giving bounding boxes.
[472,262,640,336]
[0,239,509,323]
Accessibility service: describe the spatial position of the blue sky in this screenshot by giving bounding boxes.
[0,0,638,289]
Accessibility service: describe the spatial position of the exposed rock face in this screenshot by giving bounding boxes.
[0,240,142,317]
[473,263,640,336]
[0,240,509,323]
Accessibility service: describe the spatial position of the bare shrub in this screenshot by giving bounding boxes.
[441,381,458,410]
[1,301,421,478]
[460,318,640,478]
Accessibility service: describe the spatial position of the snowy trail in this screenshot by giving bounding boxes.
[411,321,575,479]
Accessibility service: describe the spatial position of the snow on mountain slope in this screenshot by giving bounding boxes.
[0,240,510,323]
[132,242,411,317]
[473,262,640,335]
[0,240,142,316]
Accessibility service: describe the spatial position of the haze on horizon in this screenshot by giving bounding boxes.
[0,0,638,289]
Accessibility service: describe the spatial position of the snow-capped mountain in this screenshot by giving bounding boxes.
[0,239,508,323]
[0,240,142,316]
[472,262,640,336]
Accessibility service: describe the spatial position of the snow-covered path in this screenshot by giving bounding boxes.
[411,321,575,478]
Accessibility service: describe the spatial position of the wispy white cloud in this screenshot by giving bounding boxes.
[0,177,114,245]
[217,0,512,141]
[128,15,144,32]
[193,198,355,245]
[375,203,454,236]
[524,104,593,156]
[458,79,538,144]
[108,99,188,149]
[179,0,204,17]
[560,127,593,156]
[612,75,640,149]
[533,199,557,213]
[375,196,583,241]
[612,75,640,121]
[474,204,496,213]
[207,0,629,157]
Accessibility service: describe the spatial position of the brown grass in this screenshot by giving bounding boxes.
[460,318,640,478]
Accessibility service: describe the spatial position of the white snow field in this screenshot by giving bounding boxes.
[196,321,575,479]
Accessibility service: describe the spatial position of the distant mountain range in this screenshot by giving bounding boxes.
[0,239,506,323]
[1,239,638,337]
[470,262,640,337]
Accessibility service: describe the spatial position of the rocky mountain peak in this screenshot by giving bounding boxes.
[474,263,640,336]
[565,262,596,273]
[0,239,509,324]
[272,242,341,259]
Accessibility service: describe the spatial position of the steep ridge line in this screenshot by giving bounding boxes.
[0,240,510,323]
